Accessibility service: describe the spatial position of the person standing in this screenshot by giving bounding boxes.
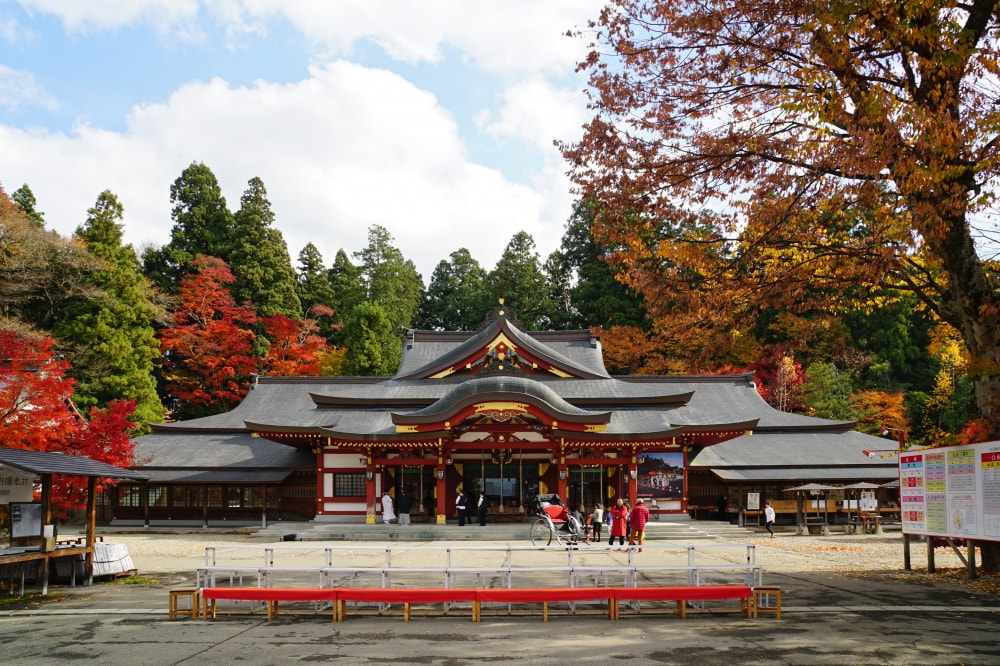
[381,491,395,525]
[717,495,729,521]
[764,501,776,538]
[591,503,604,542]
[455,489,467,526]
[477,491,490,526]
[608,498,629,547]
[424,492,435,522]
[629,498,650,552]
[397,488,412,526]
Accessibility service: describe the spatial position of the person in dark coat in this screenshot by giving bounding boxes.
[477,492,490,526]
[455,489,467,526]
[717,495,729,522]
[424,492,435,521]
[397,488,413,526]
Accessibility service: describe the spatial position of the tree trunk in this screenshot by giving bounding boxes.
[979,541,1000,573]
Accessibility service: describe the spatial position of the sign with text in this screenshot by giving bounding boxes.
[0,469,34,503]
[900,440,1000,542]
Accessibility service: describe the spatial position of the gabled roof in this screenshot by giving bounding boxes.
[394,305,610,380]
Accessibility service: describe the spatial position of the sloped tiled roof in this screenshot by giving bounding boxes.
[0,448,147,480]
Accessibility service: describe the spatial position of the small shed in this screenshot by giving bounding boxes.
[0,448,147,594]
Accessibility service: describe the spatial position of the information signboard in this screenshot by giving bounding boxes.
[900,440,1000,542]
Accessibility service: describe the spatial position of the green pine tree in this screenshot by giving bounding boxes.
[12,183,45,228]
[60,190,164,429]
[487,231,555,330]
[229,177,302,317]
[415,248,489,330]
[143,162,235,291]
[341,301,399,375]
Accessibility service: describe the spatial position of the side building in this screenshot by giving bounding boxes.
[114,304,896,526]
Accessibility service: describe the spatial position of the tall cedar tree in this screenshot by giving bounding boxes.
[548,201,647,330]
[341,301,398,376]
[60,190,164,428]
[12,183,44,228]
[0,329,136,511]
[229,177,302,317]
[143,162,235,292]
[563,1,1000,433]
[326,249,364,347]
[296,243,339,331]
[353,225,424,333]
[487,232,555,330]
[566,0,1000,570]
[158,256,258,419]
[415,248,490,331]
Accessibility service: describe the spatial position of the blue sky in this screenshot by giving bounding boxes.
[0,1,603,280]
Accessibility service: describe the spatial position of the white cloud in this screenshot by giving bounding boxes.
[0,64,57,111]
[19,0,202,41]
[476,76,591,152]
[0,61,574,279]
[23,1,601,75]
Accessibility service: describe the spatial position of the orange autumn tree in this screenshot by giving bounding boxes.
[563,0,1000,432]
[261,305,333,376]
[159,256,258,419]
[564,0,1000,570]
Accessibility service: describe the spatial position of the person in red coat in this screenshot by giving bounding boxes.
[629,498,650,552]
[607,497,629,547]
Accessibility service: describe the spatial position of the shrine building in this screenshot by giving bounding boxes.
[117,303,895,525]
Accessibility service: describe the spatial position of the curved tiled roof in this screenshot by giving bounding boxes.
[392,375,610,425]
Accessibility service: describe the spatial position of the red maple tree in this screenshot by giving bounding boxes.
[159,256,258,417]
[0,329,136,510]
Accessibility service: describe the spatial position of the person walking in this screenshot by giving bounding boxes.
[477,491,489,526]
[591,503,604,542]
[397,488,412,526]
[764,501,776,538]
[608,497,629,548]
[628,498,650,552]
[455,489,467,526]
[381,491,395,525]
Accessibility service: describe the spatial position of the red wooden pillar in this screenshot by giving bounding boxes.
[628,457,638,506]
[365,457,376,524]
[435,463,446,524]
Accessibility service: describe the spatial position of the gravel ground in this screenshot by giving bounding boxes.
[70,530,984,581]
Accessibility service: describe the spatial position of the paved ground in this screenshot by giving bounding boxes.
[1,531,998,665]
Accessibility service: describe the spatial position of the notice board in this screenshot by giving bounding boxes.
[900,440,1000,542]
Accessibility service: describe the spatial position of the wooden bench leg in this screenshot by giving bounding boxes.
[542,601,548,622]
[404,602,411,622]
[472,601,480,622]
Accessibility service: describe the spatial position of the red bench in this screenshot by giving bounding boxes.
[199,585,759,622]
[335,587,479,622]
[614,585,753,619]
[476,587,616,621]
[201,587,338,621]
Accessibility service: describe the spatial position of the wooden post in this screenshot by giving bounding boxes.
[38,473,53,595]
[967,539,978,580]
[142,480,150,528]
[903,533,911,570]
[927,536,936,573]
[85,476,97,586]
[202,483,209,528]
